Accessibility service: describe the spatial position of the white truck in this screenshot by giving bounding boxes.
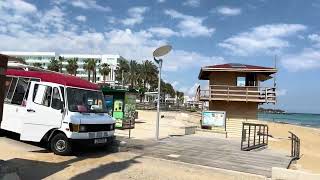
[2,68,115,155]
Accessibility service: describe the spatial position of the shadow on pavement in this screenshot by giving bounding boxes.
[70,156,141,180]
[6,151,141,179]
[1,130,143,179]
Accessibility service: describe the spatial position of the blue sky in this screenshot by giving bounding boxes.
[1,0,320,113]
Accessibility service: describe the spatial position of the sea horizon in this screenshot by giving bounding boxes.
[258,112,320,128]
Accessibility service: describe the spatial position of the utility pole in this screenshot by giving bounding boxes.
[156,59,162,141]
[153,45,172,141]
[122,70,124,88]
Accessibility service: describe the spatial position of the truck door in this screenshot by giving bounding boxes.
[20,81,64,142]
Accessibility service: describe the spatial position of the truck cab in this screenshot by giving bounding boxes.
[2,69,115,155]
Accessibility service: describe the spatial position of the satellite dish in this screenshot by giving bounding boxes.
[153,45,172,57]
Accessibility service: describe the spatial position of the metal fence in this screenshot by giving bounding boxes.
[289,131,300,160]
[136,102,203,112]
[241,123,269,151]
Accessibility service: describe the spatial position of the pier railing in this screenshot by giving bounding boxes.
[241,123,269,151]
[289,131,300,160]
[197,85,276,103]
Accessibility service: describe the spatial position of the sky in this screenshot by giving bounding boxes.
[0,0,320,113]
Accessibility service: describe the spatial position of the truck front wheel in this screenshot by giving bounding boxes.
[50,133,72,155]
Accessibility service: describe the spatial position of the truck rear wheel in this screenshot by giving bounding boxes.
[50,133,72,156]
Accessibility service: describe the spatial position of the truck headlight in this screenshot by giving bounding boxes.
[69,123,80,132]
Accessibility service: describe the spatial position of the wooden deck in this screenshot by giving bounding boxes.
[197,85,276,103]
[132,135,291,177]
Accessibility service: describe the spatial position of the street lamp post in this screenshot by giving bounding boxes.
[153,45,172,141]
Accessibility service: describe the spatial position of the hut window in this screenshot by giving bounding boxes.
[236,77,246,86]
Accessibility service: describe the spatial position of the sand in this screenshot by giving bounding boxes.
[123,110,320,174]
[266,122,320,173]
[0,110,319,179]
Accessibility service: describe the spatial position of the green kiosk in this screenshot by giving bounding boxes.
[101,87,138,129]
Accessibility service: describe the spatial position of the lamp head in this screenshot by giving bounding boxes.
[153,45,172,58]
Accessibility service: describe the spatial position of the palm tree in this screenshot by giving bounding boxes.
[176,91,184,104]
[83,59,91,81]
[141,60,158,91]
[58,56,64,73]
[92,59,98,83]
[33,62,43,69]
[84,59,93,81]
[99,63,111,83]
[47,58,60,72]
[66,58,79,76]
[128,60,139,87]
[115,58,130,84]
[161,80,175,98]
[83,58,97,82]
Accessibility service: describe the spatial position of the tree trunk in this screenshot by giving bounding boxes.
[92,70,95,82]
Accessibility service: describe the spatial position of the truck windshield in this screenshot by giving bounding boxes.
[67,87,107,113]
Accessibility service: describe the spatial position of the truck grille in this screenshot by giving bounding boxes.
[81,123,115,132]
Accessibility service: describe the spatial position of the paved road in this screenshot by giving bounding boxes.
[0,135,265,180]
[129,135,292,177]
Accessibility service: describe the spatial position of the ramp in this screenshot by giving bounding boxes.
[134,136,291,177]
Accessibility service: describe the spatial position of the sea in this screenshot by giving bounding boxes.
[258,113,320,128]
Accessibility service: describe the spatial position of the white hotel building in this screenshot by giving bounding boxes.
[0,51,122,84]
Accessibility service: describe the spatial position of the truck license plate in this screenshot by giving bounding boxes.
[94,138,107,144]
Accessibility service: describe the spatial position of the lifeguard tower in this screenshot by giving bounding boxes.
[196,63,277,137]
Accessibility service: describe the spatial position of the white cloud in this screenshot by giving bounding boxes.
[70,0,111,12]
[157,0,166,3]
[75,15,87,22]
[0,0,37,14]
[179,83,200,96]
[219,24,307,56]
[215,6,242,16]
[53,0,111,12]
[0,3,224,74]
[281,48,320,71]
[308,33,320,48]
[0,0,37,27]
[164,9,215,37]
[148,27,178,37]
[276,89,287,96]
[164,50,225,71]
[107,16,116,24]
[35,6,69,33]
[183,0,201,7]
[121,6,149,26]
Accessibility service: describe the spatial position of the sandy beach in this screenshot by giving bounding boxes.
[122,110,320,174]
[266,122,320,173]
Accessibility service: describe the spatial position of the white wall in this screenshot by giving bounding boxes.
[1,51,121,84]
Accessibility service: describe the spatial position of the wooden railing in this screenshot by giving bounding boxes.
[241,123,269,151]
[289,131,300,160]
[197,85,276,103]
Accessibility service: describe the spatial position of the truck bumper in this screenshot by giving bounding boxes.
[70,136,115,146]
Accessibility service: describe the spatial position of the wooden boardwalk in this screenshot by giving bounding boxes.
[132,135,291,177]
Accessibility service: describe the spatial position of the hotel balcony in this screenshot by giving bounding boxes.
[196,85,276,103]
